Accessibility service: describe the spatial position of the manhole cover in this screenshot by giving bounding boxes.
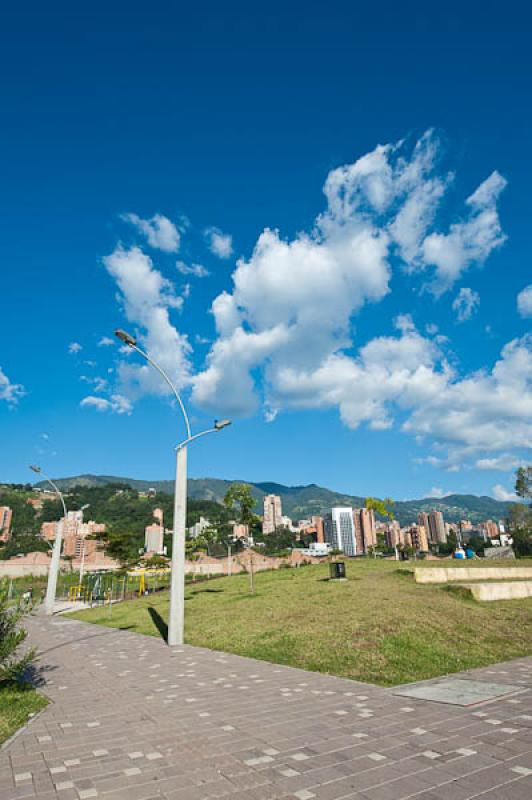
[391,679,526,706]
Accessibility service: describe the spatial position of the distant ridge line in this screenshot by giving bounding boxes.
[28,473,515,526]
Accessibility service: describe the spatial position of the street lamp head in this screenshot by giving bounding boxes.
[29,464,41,474]
[115,328,137,347]
[214,419,232,431]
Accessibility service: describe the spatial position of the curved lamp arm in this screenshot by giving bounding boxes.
[29,466,67,518]
[176,420,232,450]
[115,330,191,439]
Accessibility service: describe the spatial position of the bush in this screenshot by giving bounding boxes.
[0,583,36,685]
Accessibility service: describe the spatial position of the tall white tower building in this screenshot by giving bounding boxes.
[324,507,357,556]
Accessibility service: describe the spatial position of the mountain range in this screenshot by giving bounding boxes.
[32,474,514,526]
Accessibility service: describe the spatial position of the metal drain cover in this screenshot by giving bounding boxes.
[391,678,525,706]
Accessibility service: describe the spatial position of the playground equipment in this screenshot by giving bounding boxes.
[127,567,171,596]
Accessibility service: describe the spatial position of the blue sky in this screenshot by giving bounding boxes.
[1,1,531,500]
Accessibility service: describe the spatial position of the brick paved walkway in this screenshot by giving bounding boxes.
[1,616,531,800]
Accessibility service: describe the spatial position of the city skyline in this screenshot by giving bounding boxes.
[1,4,531,499]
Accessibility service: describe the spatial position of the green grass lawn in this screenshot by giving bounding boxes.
[0,684,48,745]
[69,559,532,687]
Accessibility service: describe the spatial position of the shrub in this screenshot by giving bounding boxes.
[0,583,36,685]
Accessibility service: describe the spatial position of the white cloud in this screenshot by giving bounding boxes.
[80,394,132,415]
[427,487,445,498]
[98,336,114,347]
[421,171,507,293]
[80,375,108,393]
[475,454,521,471]
[102,246,191,403]
[492,484,518,502]
[517,284,532,318]
[176,260,210,278]
[194,131,507,426]
[205,227,233,259]
[122,213,180,253]
[68,342,82,354]
[403,334,532,459]
[452,287,480,322]
[394,313,416,333]
[0,367,25,406]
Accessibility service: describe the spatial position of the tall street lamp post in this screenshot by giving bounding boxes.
[114,328,231,646]
[29,465,67,615]
[78,503,90,585]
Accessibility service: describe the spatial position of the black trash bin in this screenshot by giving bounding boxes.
[329,561,346,579]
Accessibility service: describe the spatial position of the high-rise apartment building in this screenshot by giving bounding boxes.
[481,519,500,539]
[311,515,325,543]
[0,506,12,542]
[409,524,429,552]
[418,512,430,538]
[145,508,165,554]
[263,494,283,534]
[324,507,357,556]
[353,508,377,553]
[384,520,402,549]
[428,511,447,544]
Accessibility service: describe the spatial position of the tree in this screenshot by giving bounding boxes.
[0,583,36,684]
[143,554,169,569]
[438,531,458,555]
[93,523,144,569]
[0,491,39,536]
[467,534,490,556]
[260,527,296,556]
[365,497,394,520]
[1,533,50,560]
[506,500,532,558]
[515,466,532,501]
[223,483,256,527]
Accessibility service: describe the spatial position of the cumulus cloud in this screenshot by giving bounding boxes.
[0,367,25,406]
[452,287,480,322]
[98,336,114,347]
[403,334,532,458]
[80,395,132,415]
[176,260,210,278]
[68,342,82,354]
[492,484,518,502]
[421,171,507,293]
[475,454,521,471]
[205,227,233,259]
[122,213,180,253]
[102,246,191,403]
[427,487,446,498]
[194,132,507,429]
[97,131,515,472]
[517,284,532,318]
[80,375,108,393]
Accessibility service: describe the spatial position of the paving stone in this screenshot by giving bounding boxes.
[1,616,531,800]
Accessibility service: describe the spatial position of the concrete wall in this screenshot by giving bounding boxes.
[0,560,118,578]
[415,567,532,584]
[465,581,532,601]
[0,563,51,578]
